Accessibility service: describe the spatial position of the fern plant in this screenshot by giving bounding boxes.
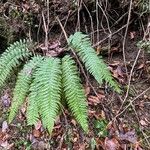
[0,32,120,133]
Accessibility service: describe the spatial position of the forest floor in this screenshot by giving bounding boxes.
[0,26,149,150]
[0,1,150,150]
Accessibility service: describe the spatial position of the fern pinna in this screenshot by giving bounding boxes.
[8,56,44,123]
[0,40,32,88]
[62,55,88,132]
[28,58,62,133]
[68,32,120,93]
[0,32,120,134]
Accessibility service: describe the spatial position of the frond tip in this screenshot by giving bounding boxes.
[62,55,88,132]
[68,32,121,93]
[0,39,32,88]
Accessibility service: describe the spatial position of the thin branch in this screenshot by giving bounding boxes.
[122,0,133,75]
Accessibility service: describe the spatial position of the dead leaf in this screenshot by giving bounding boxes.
[0,141,14,150]
[111,66,126,84]
[140,120,148,126]
[110,47,119,53]
[1,92,10,107]
[35,120,42,130]
[134,142,143,150]
[32,140,50,150]
[33,129,41,138]
[101,110,106,119]
[73,137,78,142]
[96,46,101,55]
[71,119,77,126]
[79,143,86,150]
[49,40,60,49]
[104,137,120,150]
[88,110,96,117]
[84,85,90,96]
[137,63,144,70]
[0,131,9,141]
[109,61,121,66]
[21,100,28,115]
[39,40,64,57]
[119,130,137,144]
[54,124,61,129]
[130,31,136,39]
[88,94,105,105]
[2,121,8,133]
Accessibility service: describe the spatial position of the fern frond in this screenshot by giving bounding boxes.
[0,40,32,88]
[68,32,120,93]
[29,57,62,133]
[62,55,88,132]
[27,82,40,126]
[8,56,44,123]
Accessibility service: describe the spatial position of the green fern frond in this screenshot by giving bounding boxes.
[68,32,120,93]
[29,57,62,133]
[27,82,40,126]
[8,56,44,123]
[62,55,88,132]
[0,40,32,88]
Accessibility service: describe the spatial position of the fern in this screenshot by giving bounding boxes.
[28,57,62,133]
[0,32,121,134]
[0,40,32,88]
[68,32,120,93]
[8,56,44,123]
[62,55,88,132]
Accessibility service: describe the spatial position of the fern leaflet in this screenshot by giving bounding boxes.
[8,56,44,123]
[62,55,88,132]
[68,32,120,93]
[0,40,32,88]
[29,57,62,133]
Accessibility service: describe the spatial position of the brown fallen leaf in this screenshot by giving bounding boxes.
[2,121,8,133]
[39,40,64,57]
[118,130,137,144]
[0,141,14,150]
[35,120,42,130]
[84,84,91,96]
[130,31,136,39]
[33,129,41,138]
[0,131,9,142]
[54,124,61,129]
[104,137,120,150]
[134,142,143,150]
[110,65,126,84]
[71,119,77,126]
[32,140,50,150]
[88,110,96,117]
[79,143,86,150]
[109,61,121,66]
[137,63,144,70]
[88,94,105,105]
[140,119,148,126]
[1,91,11,107]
